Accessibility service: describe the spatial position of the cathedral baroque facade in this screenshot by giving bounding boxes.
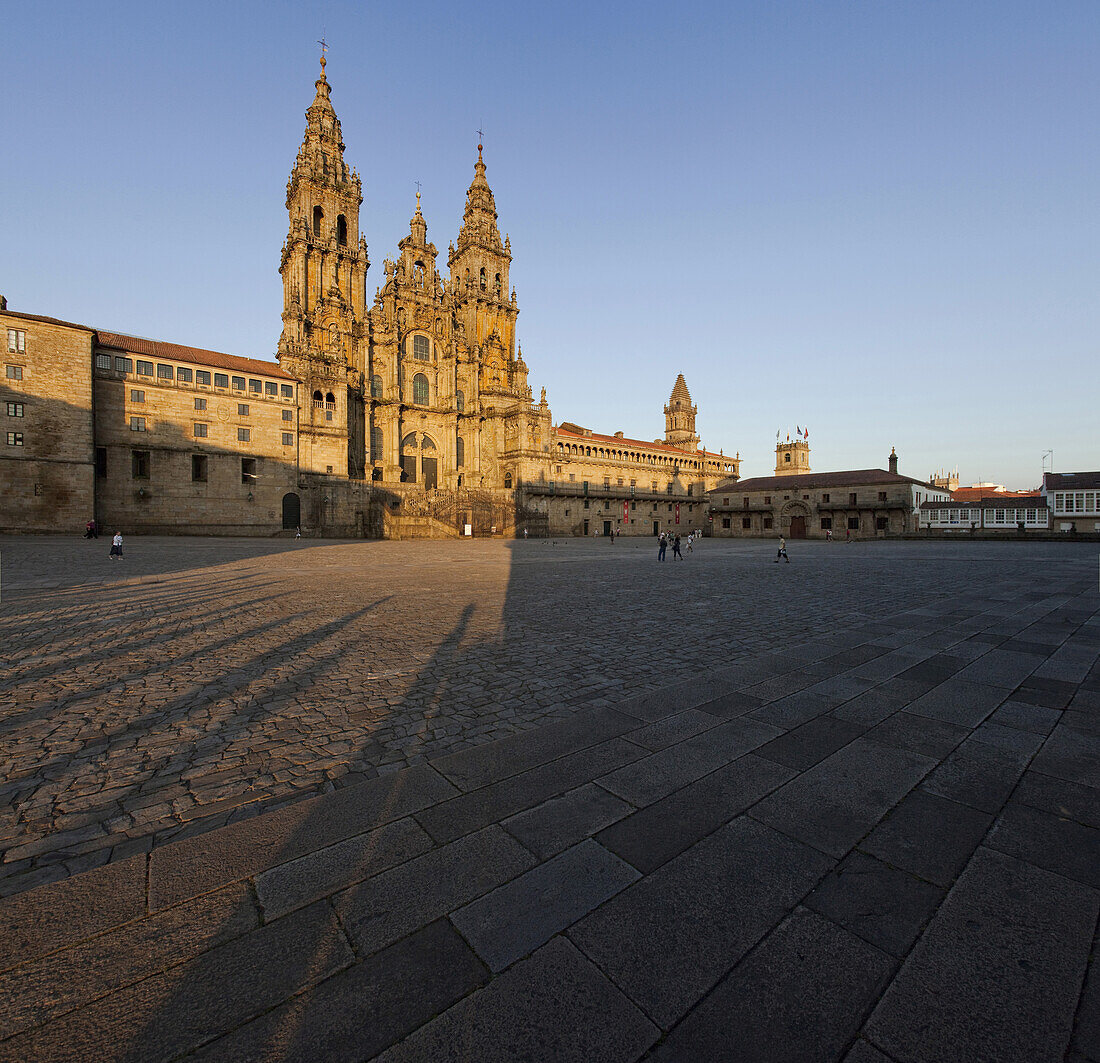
[278,56,551,499]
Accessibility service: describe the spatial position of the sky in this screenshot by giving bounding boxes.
[2,1,1097,489]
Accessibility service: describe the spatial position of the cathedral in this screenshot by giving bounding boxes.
[0,57,738,538]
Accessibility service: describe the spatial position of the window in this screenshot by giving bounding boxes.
[237,403,250,416]
[238,428,250,442]
[130,416,147,432]
[742,517,752,530]
[603,477,610,488]
[231,376,245,391]
[177,367,193,383]
[877,491,887,502]
[197,370,211,386]
[413,373,429,405]
[584,499,589,509]
[136,360,153,377]
[6,431,23,446]
[370,425,383,460]
[194,397,207,411]
[722,517,732,529]
[5,364,23,381]
[214,373,229,388]
[191,454,207,482]
[370,374,383,398]
[876,517,888,530]
[130,389,145,403]
[96,447,107,477]
[95,354,112,370]
[848,493,858,506]
[249,379,262,394]
[413,335,430,361]
[337,214,348,246]
[848,516,860,530]
[822,493,830,503]
[241,458,257,483]
[194,422,208,438]
[763,517,773,529]
[455,389,464,413]
[313,205,323,237]
[265,381,277,396]
[282,409,293,422]
[114,356,133,373]
[479,267,487,291]
[785,453,791,463]
[7,329,25,353]
[820,517,832,530]
[7,402,24,417]
[132,450,150,479]
[764,495,771,505]
[156,364,173,380]
[456,436,465,467]
[280,383,293,398]
[504,473,513,489]
[281,432,293,446]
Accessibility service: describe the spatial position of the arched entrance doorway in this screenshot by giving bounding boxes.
[782,501,810,539]
[281,492,301,530]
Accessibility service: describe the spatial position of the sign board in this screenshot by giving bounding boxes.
[675,503,680,525]
[464,524,472,536]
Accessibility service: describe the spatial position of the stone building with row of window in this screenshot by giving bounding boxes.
[1,58,740,538]
[708,445,952,539]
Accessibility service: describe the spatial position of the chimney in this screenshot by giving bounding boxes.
[888,447,898,475]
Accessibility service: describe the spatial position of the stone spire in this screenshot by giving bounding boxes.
[664,374,699,450]
[456,144,507,256]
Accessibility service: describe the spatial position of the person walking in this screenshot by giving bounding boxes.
[775,535,789,563]
[523,526,528,539]
[845,527,851,544]
[109,532,124,560]
[825,528,832,543]
[658,533,667,561]
[673,534,683,560]
[84,519,98,539]
[295,525,301,540]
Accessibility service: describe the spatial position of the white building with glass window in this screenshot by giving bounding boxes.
[1042,473,1100,533]
[919,496,1050,532]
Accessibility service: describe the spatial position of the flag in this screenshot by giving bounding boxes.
[805,428,809,441]
[796,425,800,436]
[776,429,780,440]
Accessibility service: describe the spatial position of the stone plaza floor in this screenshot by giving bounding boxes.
[0,534,1097,1061]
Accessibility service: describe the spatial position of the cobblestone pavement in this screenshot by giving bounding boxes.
[0,536,1097,1061]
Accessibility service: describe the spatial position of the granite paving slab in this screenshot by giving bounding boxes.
[501,783,634,859]
[374,936,660,1063]
[646,907,896,1063]
[864,847,1098,1063]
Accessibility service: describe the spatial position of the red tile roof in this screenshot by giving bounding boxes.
[555,425,729,463]
[951,487,1037,502]
[95,330,295,380]
[1,309,96,333]
[721,469,939,492]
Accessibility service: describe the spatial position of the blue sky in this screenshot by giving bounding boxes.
[3,1,1097,488]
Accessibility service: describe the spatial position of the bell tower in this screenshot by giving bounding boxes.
[664,374,699,451]
[775,436,811,476]
[277,51,370,477]
[448,144,519,398]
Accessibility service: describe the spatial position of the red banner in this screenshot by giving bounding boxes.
[675,503,680,525]
[623,501,629,522]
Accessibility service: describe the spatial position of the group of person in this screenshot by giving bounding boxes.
[657,530,700,560]
[83,520,124,559]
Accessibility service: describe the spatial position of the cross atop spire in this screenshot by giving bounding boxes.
[317,35,328,73]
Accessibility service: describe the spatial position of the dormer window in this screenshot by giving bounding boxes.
[313,206,324,237]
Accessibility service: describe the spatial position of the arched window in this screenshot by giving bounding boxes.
[313,206,323,237]
[325,391,336,406]
[504,472,513,489]
[336,214,348,246]
[421,435,436,451]
[370,374,383,398]
[456,390,464,413]
[370,425,383,460]
[495,273,502,295]
[413,335,430,361]
[479,267,486,291]
[413,373,429,405]
[312,389,323,408]
[456,436,465,467]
